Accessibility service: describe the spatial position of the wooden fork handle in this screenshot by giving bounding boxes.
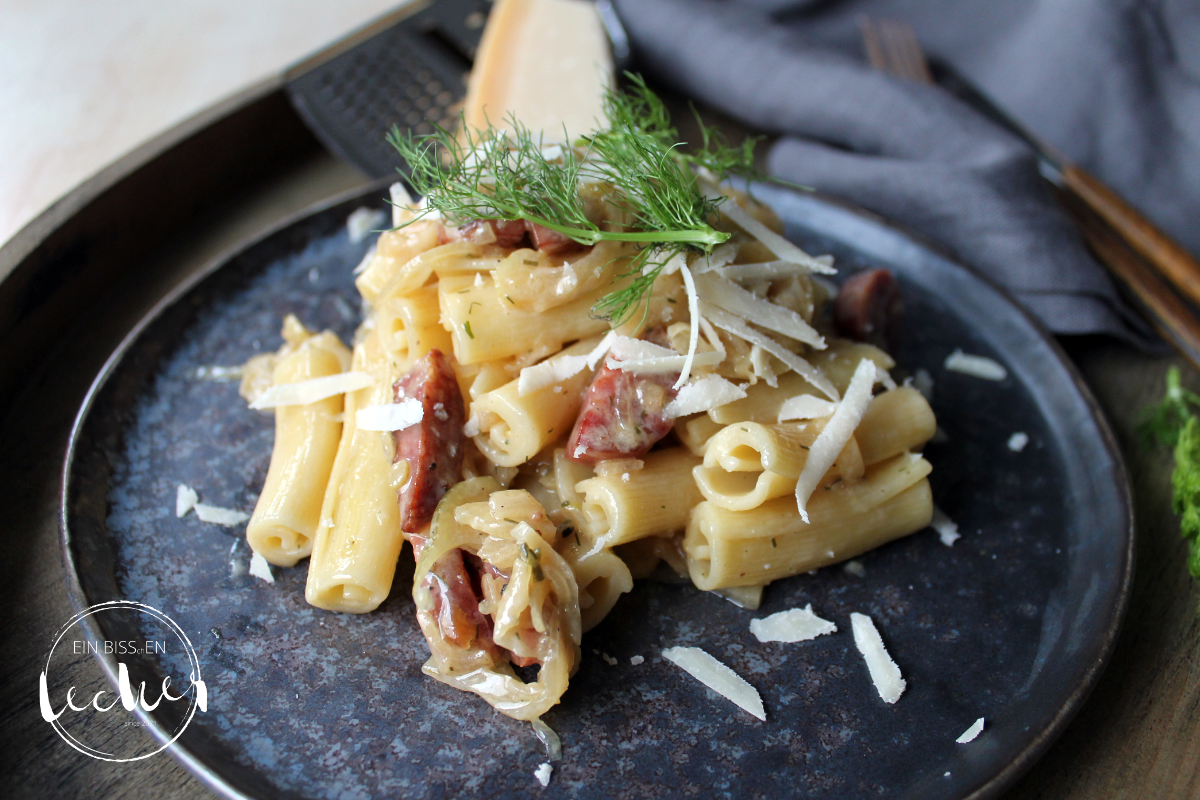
[1055,184,1200,369]
[1060,164,1200,309]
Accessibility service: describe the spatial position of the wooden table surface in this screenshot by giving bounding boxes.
[0,141,1194,797]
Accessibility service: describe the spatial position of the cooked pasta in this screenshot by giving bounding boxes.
[240,74,941,724]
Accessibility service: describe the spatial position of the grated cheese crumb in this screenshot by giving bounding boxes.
[602,652,617,666]
[956,717,985,743]
[534,762,553,787]
[944,349,1007,381]
[851,612,906,704]
[844,560,866,577]
[750,604,837,643]
[1007,432,1029,452]
[193,503,250,526]
[248,553,274,584]
[630,655,644,665]
[662,646,765,720]
[176,484,198,518]
[931,506,960,546]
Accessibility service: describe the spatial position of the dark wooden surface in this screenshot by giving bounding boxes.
[0,139,1196,800]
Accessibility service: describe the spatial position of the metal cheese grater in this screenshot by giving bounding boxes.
[284,0,492,178]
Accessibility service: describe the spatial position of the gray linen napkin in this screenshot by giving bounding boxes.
[611,0,1191,347]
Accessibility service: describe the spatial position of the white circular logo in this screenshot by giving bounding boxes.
[39,601,206,762]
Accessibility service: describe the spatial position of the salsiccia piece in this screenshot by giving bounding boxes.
[833,268,902,347]
[394,349,467,533]
[566,365,678,464]
[526,221,582,255]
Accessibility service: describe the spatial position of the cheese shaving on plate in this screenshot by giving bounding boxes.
[851,612,906,704]
[749,604,837,643]
[700,301,839,401]
[356,399,424,431]
[718,197,836,275]
[175,484,198,518]
[193,503,250,526]
[249,372,373,410]
[249,552,275,584]
[661,646,766,720]
[944,349,1007,381]
[793,359,879,521]
[665,375,747,418]
[777,394,838,422]
[695,272,824,348]
[957,718,985,743]
[346,207,387,243]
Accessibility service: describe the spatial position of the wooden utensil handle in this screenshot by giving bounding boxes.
[1055,185,1200,369]
[1060,164,1200,309]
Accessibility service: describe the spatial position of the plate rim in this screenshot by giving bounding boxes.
[58,178,1134,800]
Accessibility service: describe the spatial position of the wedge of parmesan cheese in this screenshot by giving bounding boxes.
[193,503,250,526]
[717,197,836,275]
[249,552,275,584]
[793,358,878,521]
[175,484,198,518]
[249,372,373,410]
[777,394,837,422]
[355,399,423,431]
[750,604,837,643]
[850,612,906,704]
[665,375,747,418]
[944,349,1007,381]
[956,717,985,743]
[464,0,612,139]
[662,646,766,720]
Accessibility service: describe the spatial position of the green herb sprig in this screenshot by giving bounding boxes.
[1140,366,1200,612]
[386,74,760,324]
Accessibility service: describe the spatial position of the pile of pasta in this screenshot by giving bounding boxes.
[239,185,936,720]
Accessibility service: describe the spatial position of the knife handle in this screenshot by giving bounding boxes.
[1054,184,1200,369]
[1059,164,1200,310]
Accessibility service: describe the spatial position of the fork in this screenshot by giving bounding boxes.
[859,16,1200,368]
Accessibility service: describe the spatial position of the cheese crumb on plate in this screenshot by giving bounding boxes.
[249,553,275,584]
[956,717,985,743]
[193,503,250,526]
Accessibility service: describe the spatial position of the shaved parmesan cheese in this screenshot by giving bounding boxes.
[932,506,960,546]
[193,364,243,381]
[701,301,839,400]
[175,484,198,518]
[676,263,702,388]
[608,335,675,362]
[662,646,766,720]
[794,358,877,521]
[606,333,722,375]
[851,612,906,704]
[534,762,553,787]
[249,372,373,410]
[717,198,836,275]
[956,718,985,743]
[711,260,813,281]
[1007,432,1029,452]
[586,330,618,369]
[519,354,590,396]
[193,504,250,526]
[602,652,618,666]
[944,349,1007,381]
[777,394,837,421]
[666,375,747,418]
[347,207,387,243]
[356,399,423,431]
[750,604,837,643]
[695,272,824,348]
[249,552,275,584]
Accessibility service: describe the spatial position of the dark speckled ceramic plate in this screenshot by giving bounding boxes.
[62,180,1132,800]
